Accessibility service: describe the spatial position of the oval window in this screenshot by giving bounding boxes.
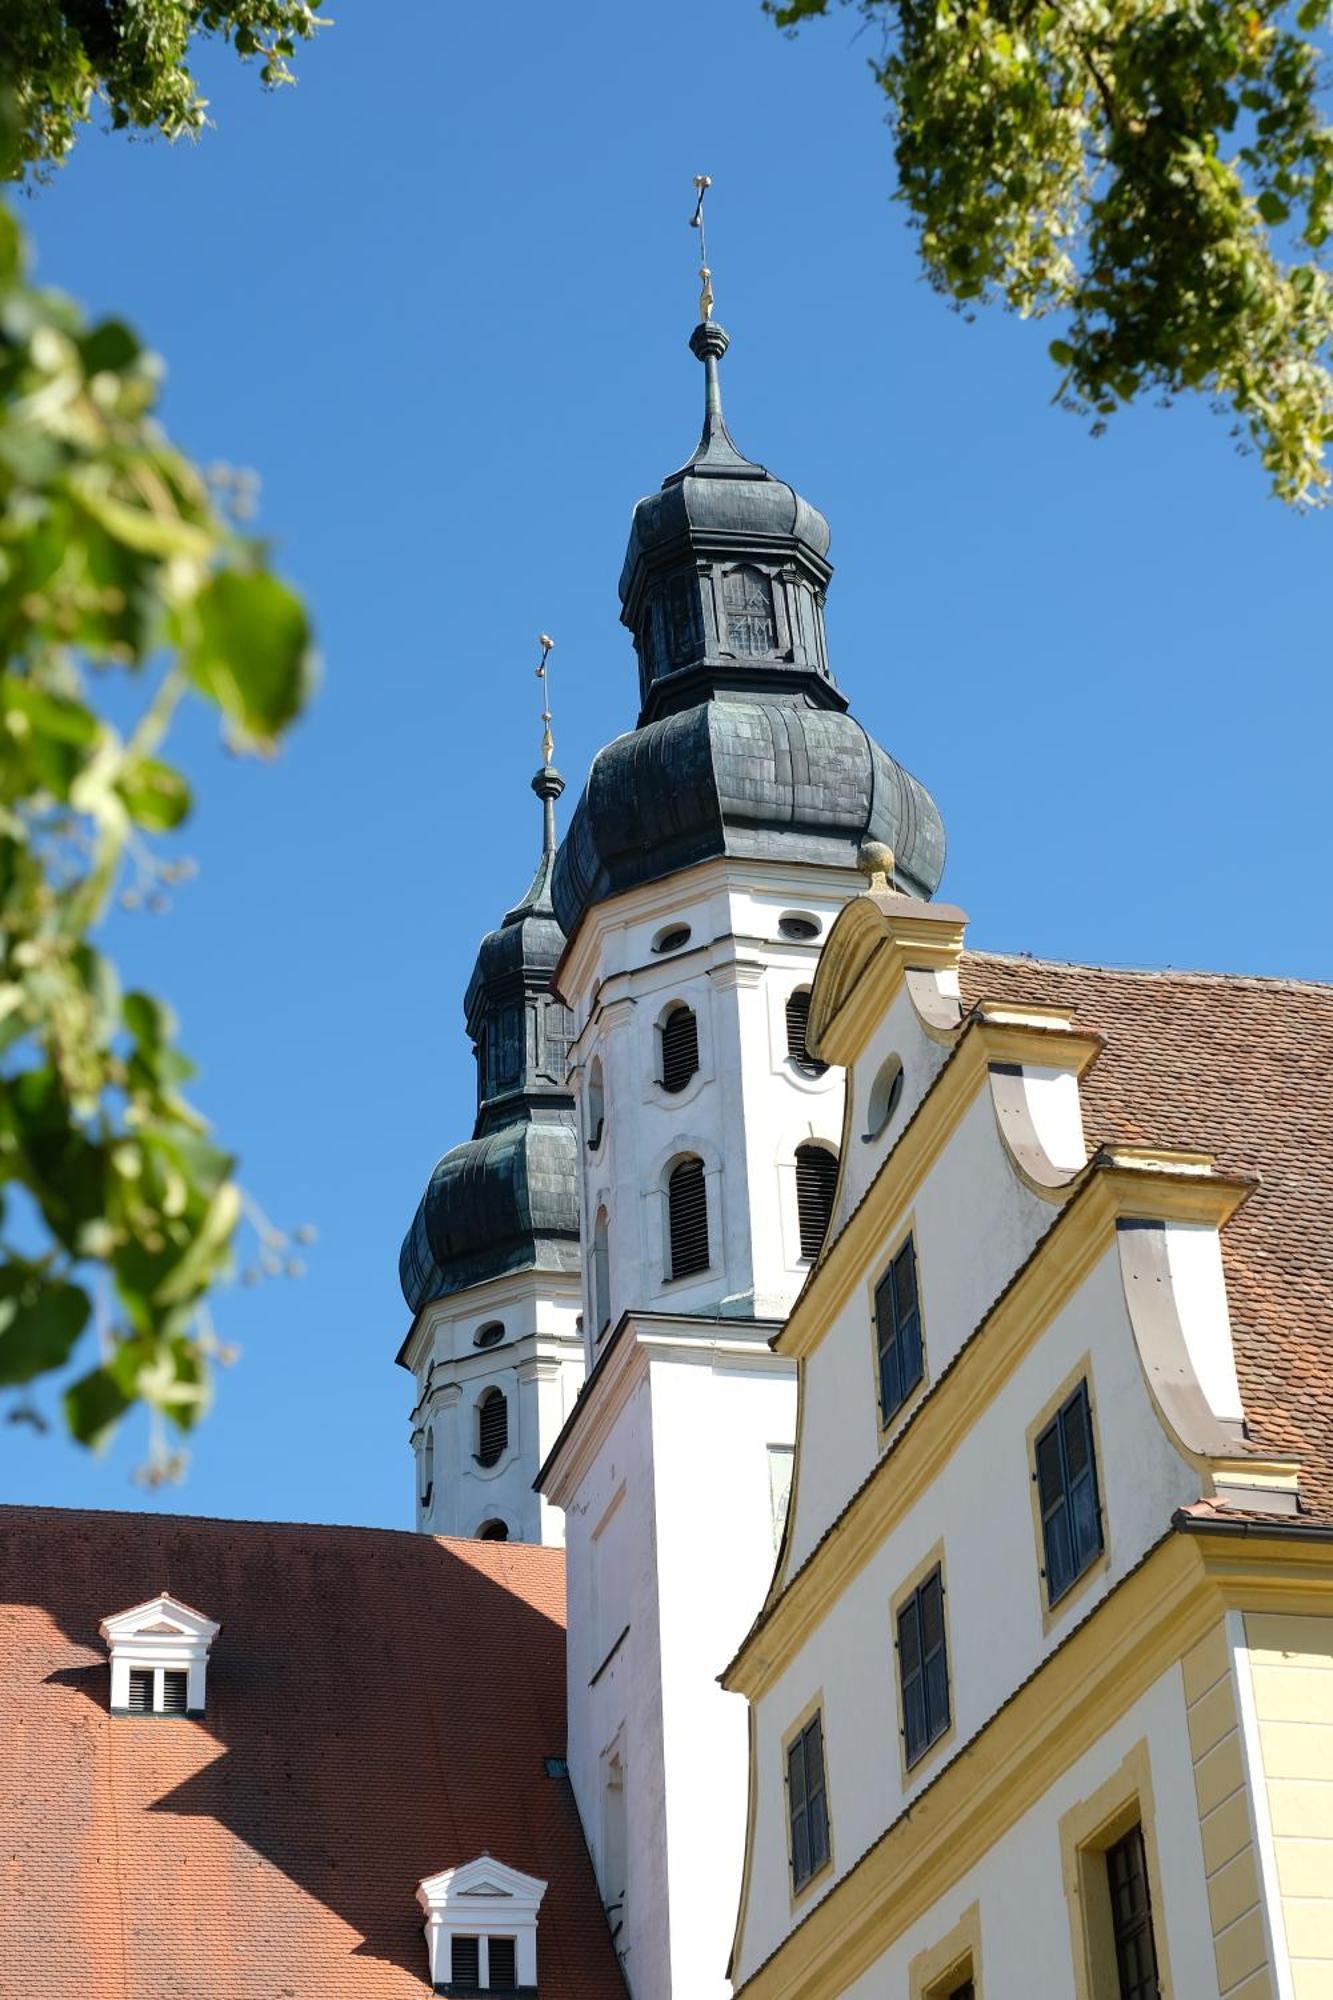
[866,1055,905,1138]
[654,924,692,955]
[779,913,820,941]
[474,1320,505,1349]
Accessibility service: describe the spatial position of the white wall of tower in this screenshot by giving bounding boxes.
[563,856,862,1347]
[403,1269,584,1545]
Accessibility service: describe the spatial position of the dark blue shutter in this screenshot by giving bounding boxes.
[876,1237,924,1423]
[898,1565,950,1766]
[1036,1381,1103,1605]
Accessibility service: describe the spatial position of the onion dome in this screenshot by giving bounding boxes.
[551,318,946,940]
[399,763,580,1314]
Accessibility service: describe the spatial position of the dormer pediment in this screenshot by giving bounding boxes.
[417,1852,547,1992]
[100,1592,219,1718]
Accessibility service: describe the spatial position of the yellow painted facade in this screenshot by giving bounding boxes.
[1183,1621,1277,1998]
[1245,1611,1333,1999]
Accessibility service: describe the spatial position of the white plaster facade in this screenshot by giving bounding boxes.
[562,858,855,1340]
[726,889,1308,1999]
[402,1267,585,1546]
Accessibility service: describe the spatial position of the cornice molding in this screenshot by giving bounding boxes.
[780,1013,1105,1364]
[731,1530,1333,2000]
[730,1156,1255,1698]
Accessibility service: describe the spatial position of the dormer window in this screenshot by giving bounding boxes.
[417,1853,546,1994]
[100,1593,220,1718]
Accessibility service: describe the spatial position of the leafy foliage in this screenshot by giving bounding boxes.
[0,204,315,1457]
[772,0,1333,503]
[1,0,324,174]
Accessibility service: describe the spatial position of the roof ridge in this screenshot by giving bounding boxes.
[965,947,1333,996]
[0,1499,565,1558]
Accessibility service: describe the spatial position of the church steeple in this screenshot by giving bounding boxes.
[398,652,579,1316]
[618,311,840,726]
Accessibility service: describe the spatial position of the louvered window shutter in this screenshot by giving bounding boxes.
[128,1667,153,1713]
[795,1145,838,1259]
[786,1712,829,1889]
[667,1157,709,1278]
[897,1564,951,1767]
[487,1935,518,1990]
[1036,1380,1103,1604]
[785,990,827,1075]
[476,1390,508,1468]
[161,1669,188,1715]
[875,1235,924,1423]
[451,1935,480,1986]
[659,1007,699,1094]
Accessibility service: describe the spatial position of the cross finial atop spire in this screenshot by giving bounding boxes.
[690,174,714,322]
[532,633,563,856]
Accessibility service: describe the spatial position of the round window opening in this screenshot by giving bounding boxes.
[477,1519,509,1542]
[866,1055,905,1139]
[474,1320,504,1349]
[779,913,821,942]
[654,924,692,955]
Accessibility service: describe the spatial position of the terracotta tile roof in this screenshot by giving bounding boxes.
[0,1506,626,1999]
[960,952,1333,1521]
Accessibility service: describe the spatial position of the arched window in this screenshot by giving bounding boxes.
[477,1519,509,1542]
[786,988,827,1076]
[587,1056,605,1152]
[659,1004,699,1094]
[476,1388,508,1469]
[418,1426,434,1509]
[667,1156,710,1279]
[795,1144,839,1260]
[866,1055,905,1139]
[592,1207,612,1337]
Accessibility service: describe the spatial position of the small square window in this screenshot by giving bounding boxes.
[785,1711,830,1891]
[875,1236,924,1424]
[897,1564,950,1768]
[1035,1380,1104,1606]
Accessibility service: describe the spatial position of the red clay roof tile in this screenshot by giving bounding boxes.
[961,952,1333,1521]
[0,1508,626,1999]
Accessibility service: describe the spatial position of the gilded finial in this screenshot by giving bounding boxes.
[535,633,555,766]
[691,174,714,321]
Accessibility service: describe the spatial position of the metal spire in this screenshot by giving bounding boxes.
[674,175,760,481]
[532,633,563,856]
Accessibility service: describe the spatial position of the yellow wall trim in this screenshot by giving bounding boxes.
[909,1899,983,2000]
[1059,1738,1176,2000]
[728,1161,1253,1702]
[733,1533,1333,2000]
[1183,1621,1277,1999]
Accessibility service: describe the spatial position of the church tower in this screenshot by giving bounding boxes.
[538,258,946,1994]
[397,749,586,1546]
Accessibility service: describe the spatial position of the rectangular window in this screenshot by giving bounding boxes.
[897,1564,950,1768]
[487,1935,517,1990]
[451,1934,480,1986]
[161,1669,188,1714]
[875,1236,923,1423]
[127,1667,153,1713]
[1035,1379,1103,1605]
[786,1711,830,1891]
[1106,1825,1160,1999]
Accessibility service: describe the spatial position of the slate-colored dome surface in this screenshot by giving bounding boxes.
[398,1118,581,1314]
[551,695,946,938]
[618,457,831,600]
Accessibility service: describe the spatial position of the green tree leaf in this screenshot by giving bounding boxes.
[184,570,317,746]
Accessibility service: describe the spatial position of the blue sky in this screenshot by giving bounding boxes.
[5,0,1329,1529]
